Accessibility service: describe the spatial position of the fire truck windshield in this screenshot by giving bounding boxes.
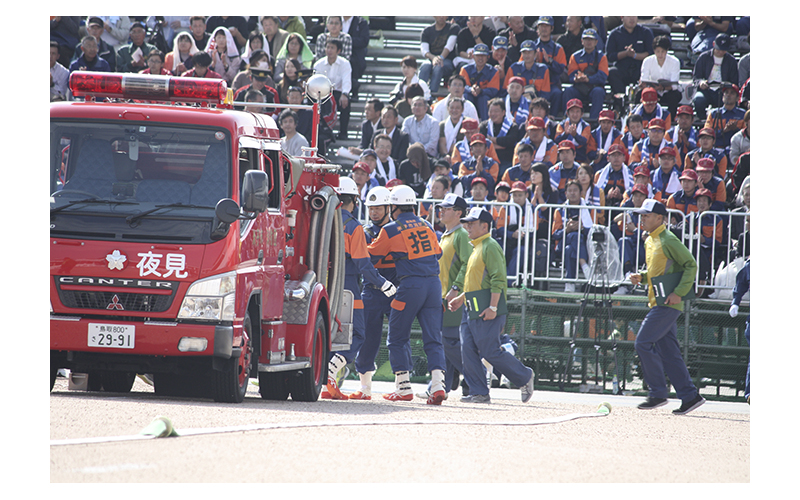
[50,120,233,244]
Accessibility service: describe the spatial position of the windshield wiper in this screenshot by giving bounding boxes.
[126,203,215,225]
[50,198,137,215]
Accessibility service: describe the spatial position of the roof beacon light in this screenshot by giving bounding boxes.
[69,71,228,105]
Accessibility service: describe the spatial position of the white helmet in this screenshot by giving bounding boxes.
[389,185,417,206]
[364,186,392,207]
[335,176,359,196]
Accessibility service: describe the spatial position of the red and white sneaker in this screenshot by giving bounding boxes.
[326,377,348,400]
[426,390,446,405]
[320,388,332,399]
[348,391,371,400]
[383,392,413,401]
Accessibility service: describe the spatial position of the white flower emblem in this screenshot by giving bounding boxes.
[106,250,127,271]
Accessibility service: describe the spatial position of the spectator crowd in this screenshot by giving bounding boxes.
[50,15,750,292]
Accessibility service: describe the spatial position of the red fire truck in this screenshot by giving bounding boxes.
[50,71,353,403]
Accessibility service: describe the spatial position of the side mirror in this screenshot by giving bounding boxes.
[241,170,269,213]
[215,198,240,224]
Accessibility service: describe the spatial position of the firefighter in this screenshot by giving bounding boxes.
[323,177,397,400]
[367,185,448,404]
[349,186,396,400]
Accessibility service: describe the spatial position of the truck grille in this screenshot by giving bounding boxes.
[58,290,174,312]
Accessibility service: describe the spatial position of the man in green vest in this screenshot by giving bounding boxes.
[629,199,705,415]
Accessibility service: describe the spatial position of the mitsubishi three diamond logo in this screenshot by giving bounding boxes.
[106,250,127,271]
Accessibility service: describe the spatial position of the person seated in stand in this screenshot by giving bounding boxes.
[313,38,352,141]
[233,63,280,117]
[668,105,698,163]
[503,143,536,188]
[605,16,654,99]
[552,179,599,292]
[274,32,314,81]
[704,82,746,152]
[529,96,558,140]
[139,50,171,75]
[418,17,459,94]
[166,31,200,77]
[459,43,502,121]
[489,36,513,89]
[563,28,609,120]
[729,109,750,168]
[650,146,682,203]
[614,183,650,286]
[554,99,592,163]
[501,76,531,131]
[398,142,432,198]
[638,35,682,117]
[465,176,492,206]
[557,16,585,63]
[531,16,567,117]
[232,50,276,96]
[684,127,727,179]
[454,16,496,73]
[69,35,112,73]
[691,33,738,121]
[450,118,500,170]
[499,16,537,64]
[116,22,156,73]
[438,97,466,160]
[512,117,558,167]
[621,165,655,203]
[314,16,353,63]
[76,17,117,71]
[587,109,623,170]
[243,89,266,114]
[631,87,672,131]
[206,27,241,85]
[371,134,399,186]
[695,158,727,211]
[491,181,511,231]
[276,59,305,104]
[503,40,551,103]
[549,140,582,202]
[391,55,431,106]
[240,31,267,72]
[181,51,222,80]
[530,162,561,241]
[594,143,634,209]
[424,160,457,198]
[458,134,499,192]
[577,163,606,224]
[481,97,522,175]
[350,98,384,157]
[431,74,480,123]
[497,181,535,277]
[375,105,410,163]
[350,161,379,208]
[621,113,646,154]
[279,109,309,157]
[629,118,681,171]
[666,169,700,224]
[688,187,724,294]
[403,96,439,159]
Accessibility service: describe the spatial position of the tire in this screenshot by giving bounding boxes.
[87,371,103,391]
[290,310,328,402]
[211,311,253,403]
[258,371,290,400]
[100,371,136,393]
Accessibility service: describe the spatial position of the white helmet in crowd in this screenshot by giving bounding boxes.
[389,185,417,206]
[364,186,392,206]
[335,176,359,196]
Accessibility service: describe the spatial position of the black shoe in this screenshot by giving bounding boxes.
[637,397,667,410]
[460,394,491,404]
[672,394,705,415]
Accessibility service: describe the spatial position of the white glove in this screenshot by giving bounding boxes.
[729,305,739,318]
[381,280,397,298]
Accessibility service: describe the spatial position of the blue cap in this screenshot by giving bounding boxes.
[360,148,377,159]
[535,16,554,27]
[520,39,536,51]
[473,43,490,55]
[582,28,599,40]
[492,36,509,50]
[713,33,731,51]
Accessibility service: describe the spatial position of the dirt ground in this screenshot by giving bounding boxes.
[49,376,750,486]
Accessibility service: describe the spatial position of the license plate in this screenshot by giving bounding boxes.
[88,323,135,349]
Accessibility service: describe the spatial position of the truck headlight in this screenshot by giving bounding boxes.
[178,272,236,321]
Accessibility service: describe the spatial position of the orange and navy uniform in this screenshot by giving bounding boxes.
[566,49,609,87]
[554,118,592,163]
[587,126,623,167]
[704,106,746,149]
[693,211,724,246]
[548,161,580,202]
[629,138,682,170]
[367,212,442,279]
[343,209,387,309]
[511,138,558,166]
[460,63,502,98]
[631,103,672,132]
[458,155,500,186]
[501,164,534,189]
[503,60,551,98]
[700,175,727,211]
[450,136,500,167]
[684,146,728,179]
[665,189,699,221]
[532,38,567,92]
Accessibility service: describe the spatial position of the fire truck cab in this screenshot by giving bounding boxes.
[50,72,351,403]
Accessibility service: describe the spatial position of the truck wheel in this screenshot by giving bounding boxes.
[290,310,328,402]
[100,371,136,393]
[258,372,290,400]
[211,311,253,403]
[87,371,103,391]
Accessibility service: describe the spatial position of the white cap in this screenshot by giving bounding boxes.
[365,186,392,206]
[389,185,417,206]
[335,177,359,196]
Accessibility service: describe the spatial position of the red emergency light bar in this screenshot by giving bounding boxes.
[69,71,228,105]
